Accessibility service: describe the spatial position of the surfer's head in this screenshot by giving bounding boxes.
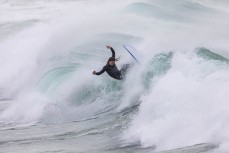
[107,57,115,66]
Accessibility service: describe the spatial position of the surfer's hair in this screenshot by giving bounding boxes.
[107,57,119,64]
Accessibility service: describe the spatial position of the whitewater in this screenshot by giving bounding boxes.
[1,0,229,153]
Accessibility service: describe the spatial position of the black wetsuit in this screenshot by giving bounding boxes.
[96,47,127,80]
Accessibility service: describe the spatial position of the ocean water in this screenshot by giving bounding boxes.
[0,0,229,153]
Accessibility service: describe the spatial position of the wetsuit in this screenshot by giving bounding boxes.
[96,47,127,80]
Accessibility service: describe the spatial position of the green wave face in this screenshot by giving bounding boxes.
[141,52,173,89]
[38,67,77,94]
[196,47,229,64]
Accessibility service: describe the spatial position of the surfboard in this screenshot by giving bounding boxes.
[123,45,142,64]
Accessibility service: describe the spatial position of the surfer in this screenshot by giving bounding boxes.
[92,46,130,80]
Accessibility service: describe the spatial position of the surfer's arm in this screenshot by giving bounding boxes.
[95,66,106,75]
[106,46,115,58]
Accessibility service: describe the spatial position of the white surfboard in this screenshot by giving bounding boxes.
[123,45,143,64]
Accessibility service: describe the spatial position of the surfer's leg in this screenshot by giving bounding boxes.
[120,63,133,79]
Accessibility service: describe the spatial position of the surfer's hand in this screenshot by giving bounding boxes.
[106,45,112,49]
[92,70,96,75]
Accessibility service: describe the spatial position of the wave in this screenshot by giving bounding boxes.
[1,0,229,152]
[123,49,229,151]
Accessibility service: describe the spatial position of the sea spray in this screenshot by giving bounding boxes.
[123,50,229,151]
